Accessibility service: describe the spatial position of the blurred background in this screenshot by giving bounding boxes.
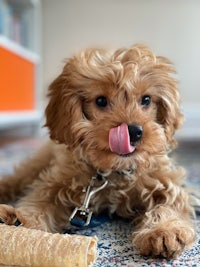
[0,3,200,265]
[0,0,200,139]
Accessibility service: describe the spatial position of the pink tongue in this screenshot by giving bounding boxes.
[109,123,135,155]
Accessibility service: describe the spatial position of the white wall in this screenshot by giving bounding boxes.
[42,0,200,139]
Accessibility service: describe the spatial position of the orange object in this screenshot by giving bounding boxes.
[0,46,35,111]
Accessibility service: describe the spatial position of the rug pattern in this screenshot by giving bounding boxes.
[0,138,199,267]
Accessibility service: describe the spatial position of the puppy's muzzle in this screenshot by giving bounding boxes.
[109,123,143,155]
[128,125,143,143]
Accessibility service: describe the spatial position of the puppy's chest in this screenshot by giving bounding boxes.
[69,171,138,217]
[88,178,137,214]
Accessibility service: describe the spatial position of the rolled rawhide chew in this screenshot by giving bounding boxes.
[0,225,97,267]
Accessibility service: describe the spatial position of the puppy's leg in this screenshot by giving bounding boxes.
[0,174,73,232]
[0,203,67,232]
[0,142,53,203]
[0,205,21,225]
[0,204,52,231]
[132,194,195,258]
[0,200,69,232]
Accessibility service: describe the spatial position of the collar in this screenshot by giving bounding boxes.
[97,167,134,178]
[69,171,108,227]
[69,167,134,228]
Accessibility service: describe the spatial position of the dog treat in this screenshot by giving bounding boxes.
[0,225,97,267]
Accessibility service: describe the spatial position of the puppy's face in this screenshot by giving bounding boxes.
[45,45,183,171]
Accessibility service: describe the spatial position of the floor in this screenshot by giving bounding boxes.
[0,136,199,267]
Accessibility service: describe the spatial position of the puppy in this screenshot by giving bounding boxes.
[0,44,195,258]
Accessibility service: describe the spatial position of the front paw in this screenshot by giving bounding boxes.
[0,204,46,231]
[133,220,195,259]
[0,204,22,226]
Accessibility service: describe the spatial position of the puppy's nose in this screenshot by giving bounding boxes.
[128,125,143,143]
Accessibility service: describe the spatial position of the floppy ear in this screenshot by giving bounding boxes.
[157,96,183,148]
[154,59,184,148]
[45,62,84,146]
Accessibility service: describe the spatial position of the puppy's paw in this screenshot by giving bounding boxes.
[133,220,195,259]
[0,204,22,226]
[0,204,47,231]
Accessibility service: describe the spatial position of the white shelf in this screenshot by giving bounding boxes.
[7,0,39,7]
[0,111,43,129]
[0,0,42,131]
[0,35,40,63]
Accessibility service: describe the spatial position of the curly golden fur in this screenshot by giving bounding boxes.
[0,44,195,258]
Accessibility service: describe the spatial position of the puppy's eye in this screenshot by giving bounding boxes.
[95,96,108,108]
[141,95,151,107]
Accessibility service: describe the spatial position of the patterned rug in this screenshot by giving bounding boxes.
[0,138,199,267]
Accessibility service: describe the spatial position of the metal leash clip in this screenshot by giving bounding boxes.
[69,173,108,227]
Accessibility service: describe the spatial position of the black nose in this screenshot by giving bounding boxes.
[128,125,143,143]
